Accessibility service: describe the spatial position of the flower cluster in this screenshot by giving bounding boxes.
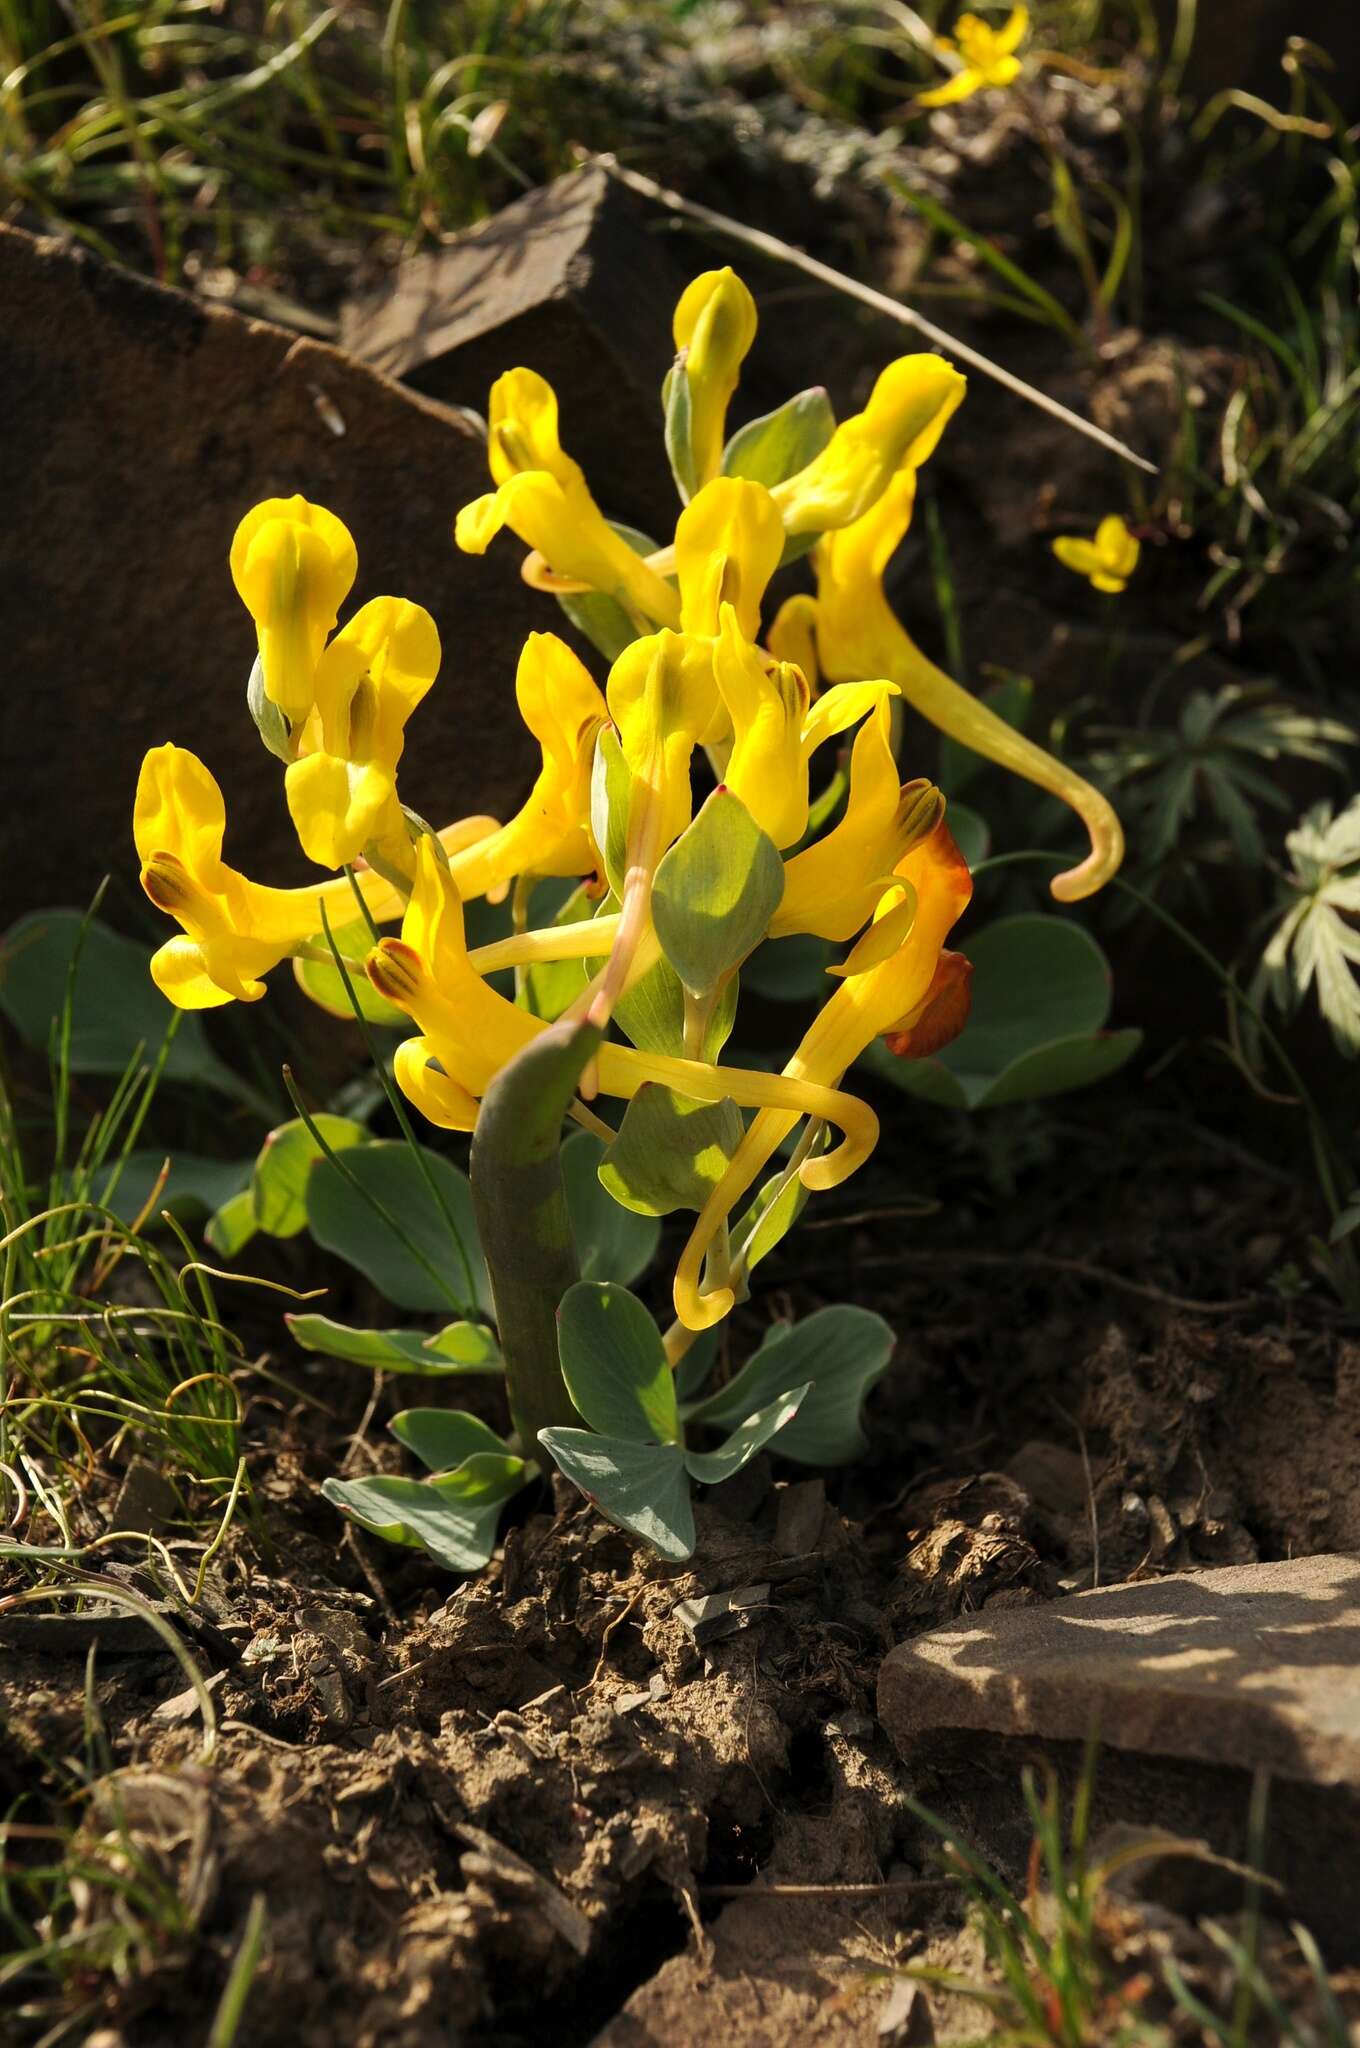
[136,265,1122,1336]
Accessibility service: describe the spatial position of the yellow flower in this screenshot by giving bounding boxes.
[673,815,974,1329]
[284,597,440,871]
[605,629,721,866]
[713,606,897,849]
[674,476,786,646]
[671,268,759,493]
[1052,514,1140,594]
[371,843,882,1167]
[455,368,680,630]
[770,702,943,940]
[918,6,1028,107]
[772,354,966,537]
[135,744,400,1008]
[230,497,357,725]
[774,467,1126,903]
[447,633,608,900]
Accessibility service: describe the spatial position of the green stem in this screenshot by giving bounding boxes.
[469,1019,600,1454]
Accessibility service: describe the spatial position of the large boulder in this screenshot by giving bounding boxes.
[340,164,690,539]
[0,222,539,919]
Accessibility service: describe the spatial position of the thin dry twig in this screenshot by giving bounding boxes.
[591,155,1158,476]
[857,1248,1252,1314]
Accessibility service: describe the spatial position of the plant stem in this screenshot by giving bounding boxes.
[469,1018,600,1453]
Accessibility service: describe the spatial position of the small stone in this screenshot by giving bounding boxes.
[110,1458,181,1536]
[673,1583,771,1646]
[774,1479,828,1557]
[879,1553,1360,1788]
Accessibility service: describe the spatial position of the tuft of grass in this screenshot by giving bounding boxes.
[885,1743,1351,2046]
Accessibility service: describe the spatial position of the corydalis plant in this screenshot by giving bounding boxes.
[134,264,1124,1562]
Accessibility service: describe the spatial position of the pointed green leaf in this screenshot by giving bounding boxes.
[685,1305,895,1465]
[732,1164,809,1276]
[684,1385,810,1484]
[560,1130,661,1284]
[204,1186,259,1258]
[322,1459,522,1574]
[0,909,241,1095]
[556,1280,678,1444]
[306,1139,490,1316]
[599,1086,744,1217]
[652,789,786,996]
[253,1114,366,1238]
[292,919,406,1025]
[389,1408,516,1473]
[614,945,738,1061]
[285,1312,501,1375]
[590,726,633,899]
[663,354,699,504]
[537,1430,695,1561]
[721,386,835,489]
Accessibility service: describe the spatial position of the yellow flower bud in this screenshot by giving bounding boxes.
[773,355,966,537]
[230,496,357,724]
[672,268,759,490]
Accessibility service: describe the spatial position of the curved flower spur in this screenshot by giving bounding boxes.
[133,261,1126,1564]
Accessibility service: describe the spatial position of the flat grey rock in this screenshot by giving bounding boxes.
[879,1552,1360,1787]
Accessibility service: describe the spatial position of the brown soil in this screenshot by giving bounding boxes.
[5,1089,1359,2046]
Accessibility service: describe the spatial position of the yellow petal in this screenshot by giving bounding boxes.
[148,935,244,1010]
[767,593,821,685]
[800,677,898,759]
[457,473,681,630]
[230,496,357,723]
[995,6,1029,57]
[675,476,785,641]
[487,367,580,489]
[773,355,966,536]
[285,752,397,871]
[917,66,986,107]
[393,1036,481,1132]
[713,607,811,849]
[672,268,758,489]
[134,744,229,878]
[1051,535,1102,578]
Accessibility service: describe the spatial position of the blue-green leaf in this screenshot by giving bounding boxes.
[685,1305,895,1465]
[292,918,406,1025]
[556,1281,678,1444]
[306,1139,490,1316]
[722,388,836,490]
[865,914,1141,1110]
[537,1430,694,1561]
[561,1130,661,1285]
[684,1386,810,1484]
[253,1114,367,1238]
[389,1409,516,1473]
[652,789,786,996]
[598,1086,744,1217]
[1,909,241,1095]
[322,1460,522,1574]
[285,1313,501,1375]
[97,1150,253,1229]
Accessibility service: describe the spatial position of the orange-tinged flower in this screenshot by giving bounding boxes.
[673,816,974,1329]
